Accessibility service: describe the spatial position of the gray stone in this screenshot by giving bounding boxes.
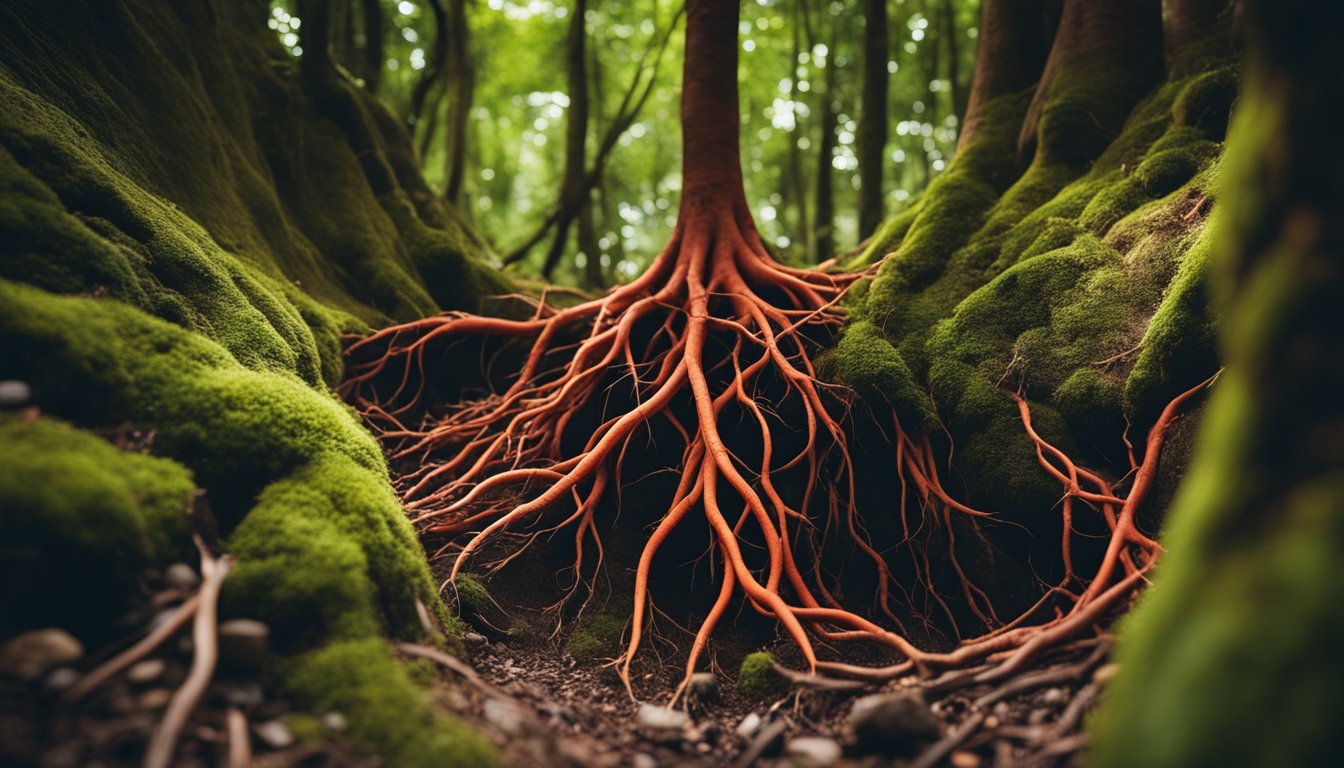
[464,631,489,648]
[0,380,32,409]
[321,711,348,732]
[163,563,200,591]
[253,720,294,749]
[635,704,692,743]
[126,659,166,685]
[848,692,940,755]
[218,619,269,673]
[483,698,527,736]
[735,711,763,738]
[43,667,81,695]
[217,681,264,709]
[783,736,843,768]
[0,629,83,681]
[688,672,719,702]
[1040,687,1067,705]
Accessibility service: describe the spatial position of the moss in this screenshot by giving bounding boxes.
[834,320,935,428]
[285,639,499,768]
[0,416,195,638]
[1173,65,1239,140]
[737,651,790,700]
[565,611,628,661]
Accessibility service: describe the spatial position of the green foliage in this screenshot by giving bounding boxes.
[0,417,195,637]
[737,651,790,700]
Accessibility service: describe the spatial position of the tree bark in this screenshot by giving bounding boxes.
[298,0,335,79]
[955,0,1053,152]
[443,0,473,204]
[812,15,838,262]
[361,0,384,93]
[857,0,889,238]
[1016,0,1163,164]
[407,0,448,129]
[539,0,591,280]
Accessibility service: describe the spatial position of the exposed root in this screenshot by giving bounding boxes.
[62,594,201,706]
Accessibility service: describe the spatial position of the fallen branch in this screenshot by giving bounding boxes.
[62,594,201,705]
[143,537,234,768]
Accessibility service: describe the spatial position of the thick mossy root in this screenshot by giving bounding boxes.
[0,0,503,763]
[1089,32,1344,767]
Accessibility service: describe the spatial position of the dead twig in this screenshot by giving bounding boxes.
[393,641,505,699]
[910,710,987,768]
[226,706,251,768]
[143,537,234,768]
[62,595,201,705]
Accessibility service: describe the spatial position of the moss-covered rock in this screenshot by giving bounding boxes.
[737,650,790,700]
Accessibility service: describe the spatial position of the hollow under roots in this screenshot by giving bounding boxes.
[341,207,1213,702]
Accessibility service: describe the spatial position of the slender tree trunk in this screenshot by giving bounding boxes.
[298,0,335,79]
[956,0,1053,152]
[858,0,889,238]
[539,0,591,280]
[580,40,606,288]
[787,0,812,261]
[443,0,473,205]
[1017,0,1163,163]
[812,17,838,262]
[939,0,966,126]
[407,0,448,129]
[361,0,384,93]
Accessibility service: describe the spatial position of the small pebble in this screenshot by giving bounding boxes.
[0,629,83,681]
[43,667,81,695]
[464,631,489,648]
[163,563,200,591]
[950,750,983,768]
[322,711,348,732]
[483,698,527,736]
[126,659,166,685]
[848,692,940,755]
[1041,687,1067,705]
[1094,663,1120,684]
[688,672,719,702]
[635,704,691,743]
[0,380,33,409]
[253,720,295,749]
[992,701,1010,717]
[631,753,658,768]
[218,619,270,673]
[137,688,173,710]
[783,736,843,768]
[735,711,763,737]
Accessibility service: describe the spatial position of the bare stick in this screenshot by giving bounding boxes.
[226,706,251,768]
[143,537,234,768]
[62,594,201,705]
[393,641,505,699]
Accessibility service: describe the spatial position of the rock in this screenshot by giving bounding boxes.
[253,720,294,749]
[737,718,788,764]
[216,681,264,709]
[0,629,83,681]
[0,380,32,409]
[783,736,843,768]
[321,711,348,732]
[688,672,719,702]
[950,750,983,768]
[635,704,692,743]
[1041,687,1066,705]
[735,711,763,738]
[848,692,940,755]
[43,667,81,695]
[631,753,658,768]
[137,688,173,710]
[126,659,166,685]
[217,619,269,673]
[483,698,527,736]
[464,631,489,649]
[163,563,200,591]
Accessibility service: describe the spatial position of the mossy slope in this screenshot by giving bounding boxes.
[0,0,503,763]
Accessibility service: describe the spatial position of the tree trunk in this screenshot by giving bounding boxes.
[812,16,838,262]
[787,0,812,261]
[361,0,384,93]
[443,0,473,205]
[955,0,1053,152]
[298,0,335,79]
[1017,0,1163,164]
[858,0,889,238]
[407,0,448,130]
[540,0,590,280]
[939,0,966,126]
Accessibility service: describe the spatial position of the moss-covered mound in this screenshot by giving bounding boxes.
[840,38,1236,546]
[0,0,504,764]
